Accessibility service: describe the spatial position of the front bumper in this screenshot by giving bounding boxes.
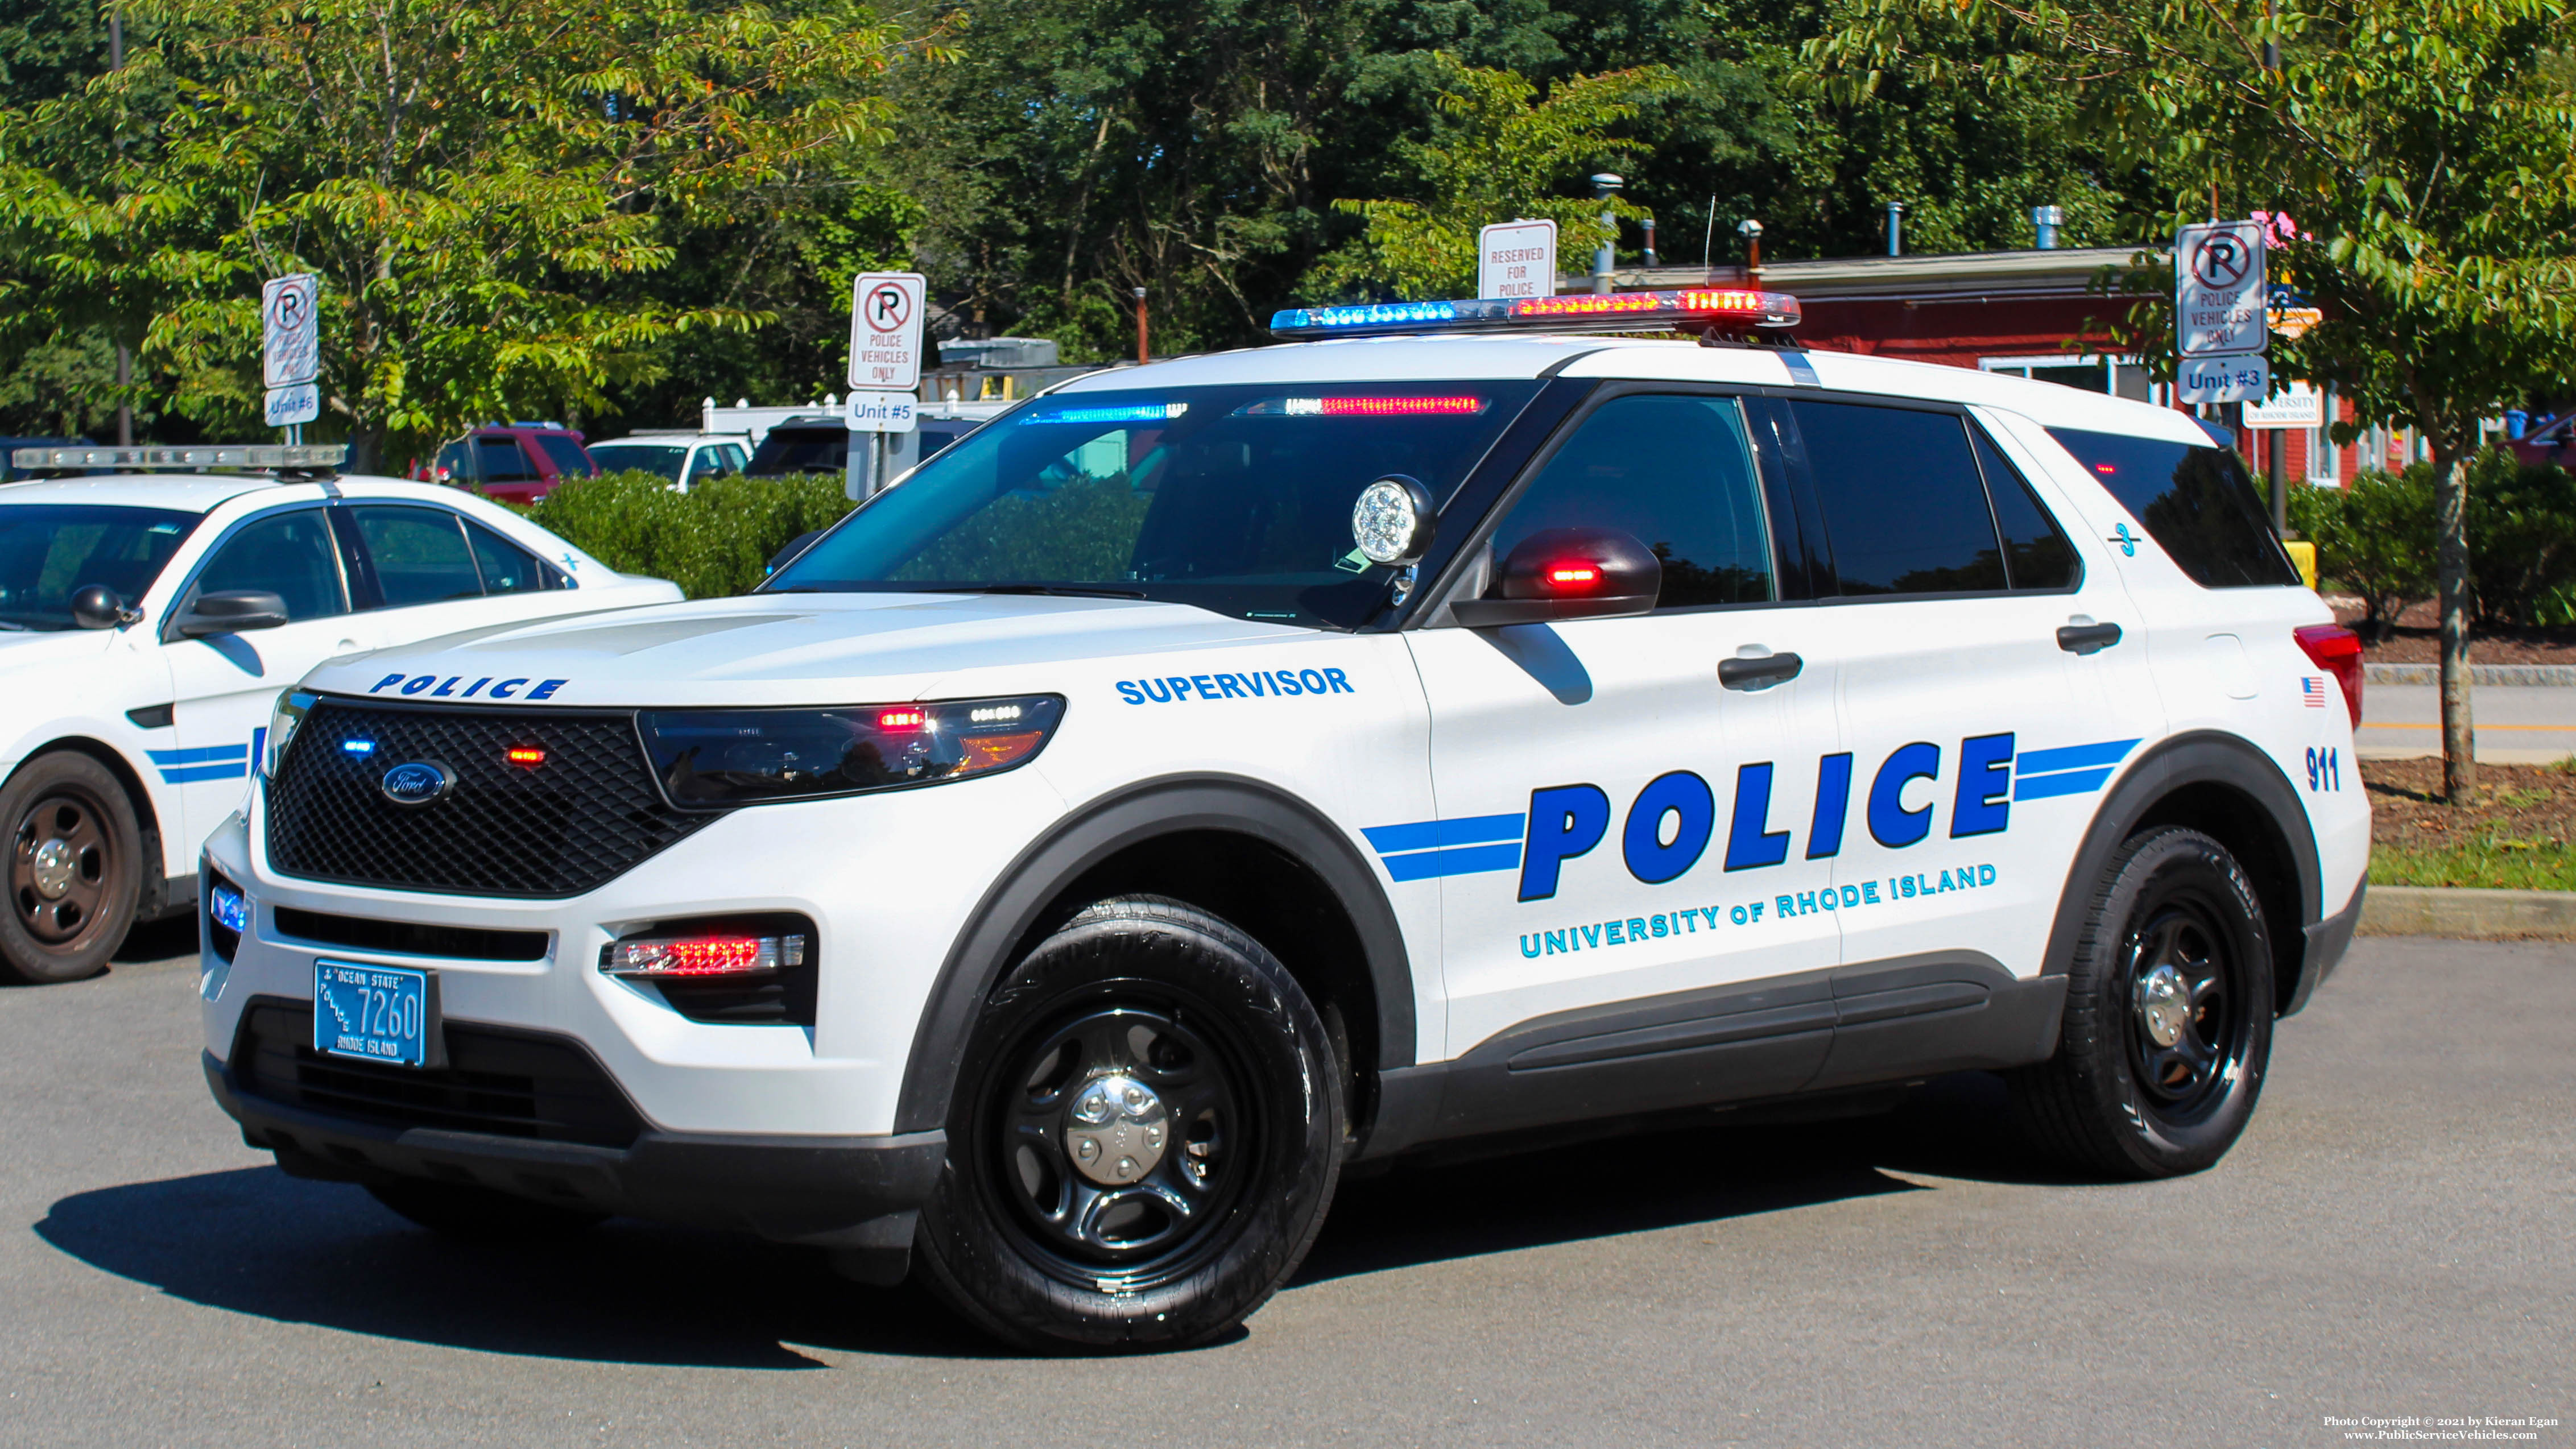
[206,1048,945,1242]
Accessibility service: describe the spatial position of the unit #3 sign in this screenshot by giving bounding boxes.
[848,271,928,392]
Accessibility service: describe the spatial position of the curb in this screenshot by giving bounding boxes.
[2358,885,2576,940]
[2363,663,2576,686]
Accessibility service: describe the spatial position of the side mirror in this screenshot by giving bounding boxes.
[176,589,290,638]
[70,584,140,630]
[1449,528,1661,628]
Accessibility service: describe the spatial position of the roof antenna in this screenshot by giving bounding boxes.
[1703,195,1717,272]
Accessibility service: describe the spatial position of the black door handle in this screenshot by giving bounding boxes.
[1719,652,1804,690]
[2057,622,2123,655]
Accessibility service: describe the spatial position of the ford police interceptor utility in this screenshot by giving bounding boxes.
[0,449,679,984]
[197,291,2370,1353]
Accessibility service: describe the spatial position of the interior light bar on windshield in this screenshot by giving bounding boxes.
[7,444,349,473]
[1235,395,1492,417]
[1268,288,1802,340]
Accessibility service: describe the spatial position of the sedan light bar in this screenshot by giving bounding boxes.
[8,444,349,473]
[1268,288,1802,340]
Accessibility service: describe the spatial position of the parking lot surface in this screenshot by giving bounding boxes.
[1,927,2567,1448]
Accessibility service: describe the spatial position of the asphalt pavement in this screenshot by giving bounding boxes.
[2362,682,2576,764]
[1,925,2567,1448]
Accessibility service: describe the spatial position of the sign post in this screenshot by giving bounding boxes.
[1478,220,1557,300]
[261,274,321,440]
[846,271,928,500]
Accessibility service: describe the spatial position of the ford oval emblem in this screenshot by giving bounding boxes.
[379,760,456,807]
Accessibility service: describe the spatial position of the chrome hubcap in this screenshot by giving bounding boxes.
[29,839,74,900]
[1065,1074,1169,1185]
[2135,963,2191,1048]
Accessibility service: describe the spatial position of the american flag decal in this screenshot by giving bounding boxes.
[2301,677,2327,708]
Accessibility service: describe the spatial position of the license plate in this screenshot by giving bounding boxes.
[313,960,434,1068]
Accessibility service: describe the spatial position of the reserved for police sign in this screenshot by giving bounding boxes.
[1478,220,1557,300]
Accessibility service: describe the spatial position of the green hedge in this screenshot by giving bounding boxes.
[515,470,852,600]
[2289,448,2576,635]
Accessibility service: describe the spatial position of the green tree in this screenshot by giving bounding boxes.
[1814,0,2576,801]
[1304,57,1676,301]
[2288,469,2436,639]
[0,0,936,469]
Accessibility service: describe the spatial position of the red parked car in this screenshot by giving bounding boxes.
[416,423,599,504]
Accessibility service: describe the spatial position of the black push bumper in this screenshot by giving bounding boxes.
[2287,877,2367,1016]
[204,1051,945,1252]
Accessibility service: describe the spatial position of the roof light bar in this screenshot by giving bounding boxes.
[7,444,349,472]
[1268,288,1801,340]
[1237,395,1492,417]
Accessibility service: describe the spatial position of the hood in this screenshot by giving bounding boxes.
[0,628,117,671]
[302,591,1310,708]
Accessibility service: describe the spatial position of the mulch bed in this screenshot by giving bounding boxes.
[2330,599,2576,665]
[2362,756,2576,848]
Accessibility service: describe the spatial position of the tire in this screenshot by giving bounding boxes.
[0,751,145,986]
[914,895,1343,1355]
[2008,827,2276,1179]
[364,1178,608,1239]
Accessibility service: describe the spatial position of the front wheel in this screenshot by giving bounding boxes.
[2008,827,2276,1179]
[0,751,144,985]
[914,895,1343,1354]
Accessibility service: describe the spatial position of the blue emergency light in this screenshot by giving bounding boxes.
[1269,288,1802,340]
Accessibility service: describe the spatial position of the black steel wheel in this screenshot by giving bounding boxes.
[915,895,1342,1354]
[0,752,143,985]
[2009,826,2275,1178]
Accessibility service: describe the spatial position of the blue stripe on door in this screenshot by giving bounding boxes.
[159,763,249,784]
[144,744,249,765]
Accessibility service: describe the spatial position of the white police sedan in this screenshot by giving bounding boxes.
[0,452,679,983]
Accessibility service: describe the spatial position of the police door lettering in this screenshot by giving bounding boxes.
[1368,733,2139,895]
[1513,862,2003,957]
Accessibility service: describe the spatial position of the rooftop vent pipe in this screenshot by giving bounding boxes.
[1884,201,1907,257]
[2032,205,2064,250]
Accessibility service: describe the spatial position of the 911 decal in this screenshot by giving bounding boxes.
[2304,746,2342,792]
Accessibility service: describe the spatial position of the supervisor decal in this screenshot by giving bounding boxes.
[369,673,570,701]
[1363,733,2137,899]
[1115,667,1354,705]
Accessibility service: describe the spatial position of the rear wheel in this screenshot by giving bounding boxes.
[2009,827,2275,1178]
[0,752,143,985]
[363,1178,607,1239]
[914,895,1342,1354]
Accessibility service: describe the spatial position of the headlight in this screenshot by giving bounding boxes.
[263,689,317,777]
[635,694,1066,808]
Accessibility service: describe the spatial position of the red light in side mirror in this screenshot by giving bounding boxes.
[1544,564,1603,589]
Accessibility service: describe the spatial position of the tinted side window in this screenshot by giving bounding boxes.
[476,438,538,483]
[465,519,549,594]
[1793,401,2004,595]
[1490,394,1774,609]
[2048,427,2298,587]
[1970,428,2080,590]
[533,435,593,477]
[434,442,472,482]
[195,510,347,621]
[353,506,483,607]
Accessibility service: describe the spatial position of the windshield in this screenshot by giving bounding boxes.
[0,504,201,631]
[764,382,1543,627]
[590,443,688,481]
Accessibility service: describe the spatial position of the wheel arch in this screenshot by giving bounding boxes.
[8,735,169,872]
[2045,731,2320,1017]
[892,773,1417,1140]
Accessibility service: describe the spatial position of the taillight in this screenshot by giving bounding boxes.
[2294,623,2364,728]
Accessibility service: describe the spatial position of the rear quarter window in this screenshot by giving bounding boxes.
[2047,427,2298,588]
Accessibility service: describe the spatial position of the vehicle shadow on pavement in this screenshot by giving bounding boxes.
[0,915,195,988]
[1296,1071,2087,1286]
[33,1166,1004,1367]
[33,1074,2079,1365]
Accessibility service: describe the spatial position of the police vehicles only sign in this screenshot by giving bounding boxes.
[849,271,928,391]
[261,273,320,427]
[1478,220,1557,300]
[2176,221,2264,357]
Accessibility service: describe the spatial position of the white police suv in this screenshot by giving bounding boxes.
[0,448,678,983]
[197,292,2370,1353]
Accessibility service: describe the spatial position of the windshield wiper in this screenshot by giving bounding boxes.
[958,584,1149,600]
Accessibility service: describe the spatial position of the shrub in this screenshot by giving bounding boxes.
[516,469,852,599]
[2290,467,2434,638]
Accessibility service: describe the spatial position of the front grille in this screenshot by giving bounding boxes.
[266,698,716,897]
[272,905,549,962]
[233,1000,644,1148]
